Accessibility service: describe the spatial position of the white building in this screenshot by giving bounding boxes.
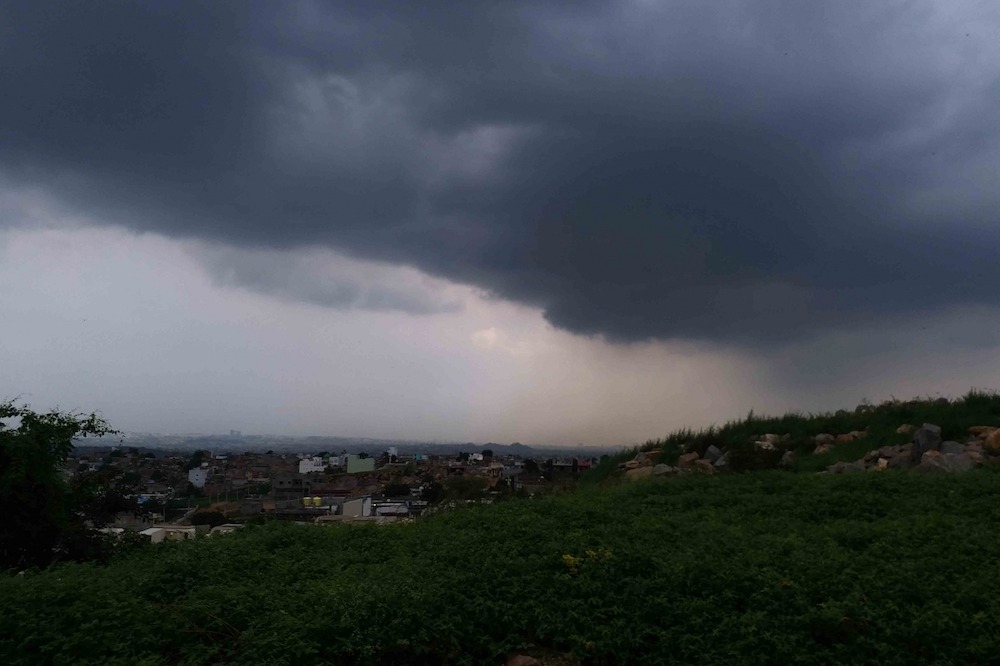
[298,456,328,475]
[188,465,211,488]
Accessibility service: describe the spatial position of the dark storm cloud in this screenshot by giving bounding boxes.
[2,1,999,343]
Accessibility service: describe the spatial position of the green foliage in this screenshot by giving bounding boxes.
[421,481,444,503]
[185,450,209,471]
[190,511,228,528]
[623,390,1000,475]
[0,401,130,571]
[8,470,1000,664]
[383,483,412,498]
[442,475,489,500]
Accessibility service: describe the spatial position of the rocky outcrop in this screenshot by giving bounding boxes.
[625,466,654,481]
[940,441,965,455]
[913,451,975,474]
[624,420,996,482]
[984,430,1000,454]
[703,445,723,464]
[910,423,942,463]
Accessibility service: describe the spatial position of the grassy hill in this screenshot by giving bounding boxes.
[585,389,1000,481]
[4,393,1000,665]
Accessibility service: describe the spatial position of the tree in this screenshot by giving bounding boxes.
[421,481,444,503]
[185,449,209,471]
[384,483,411,498]
[191,511,227,528]
[0,401,132,570]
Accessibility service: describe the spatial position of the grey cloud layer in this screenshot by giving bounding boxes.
[3,1,998,343]
[195,245,463,315]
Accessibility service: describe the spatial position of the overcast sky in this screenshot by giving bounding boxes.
[2,1,999,445]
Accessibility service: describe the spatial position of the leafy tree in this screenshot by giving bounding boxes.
[442,476,489,501]
[522,459,540,475]
[191,511,227,528]
[185,449,209,471]
[384,483,411,498]
[421,481,444,503]
[0,401,129,570]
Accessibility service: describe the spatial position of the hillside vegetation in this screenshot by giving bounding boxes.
[4,393,1000,665]
[585,389,1000,482]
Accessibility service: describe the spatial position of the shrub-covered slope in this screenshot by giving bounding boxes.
[584,390,1000,482]
[5,469,1000,665]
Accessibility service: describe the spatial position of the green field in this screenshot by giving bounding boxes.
[4,469,1000,665]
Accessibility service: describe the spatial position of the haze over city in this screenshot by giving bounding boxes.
[3,1,999,446]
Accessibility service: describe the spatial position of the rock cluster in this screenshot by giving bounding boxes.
[623,444,728,480]
[623,424,999,481]
[821,424,998,474]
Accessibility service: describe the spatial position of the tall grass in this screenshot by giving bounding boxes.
[602,389,1000,474]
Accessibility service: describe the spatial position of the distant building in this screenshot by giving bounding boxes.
[188,465,211,488]
[272,475,308,502]
[346,455,376,474]
[341,496,372,517]
[298,456,328,475]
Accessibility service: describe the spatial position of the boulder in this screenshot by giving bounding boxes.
[713,452,730,469]
[984,430,1000,454]
[940,441,965,455]
[626,466,654,481]
[836,433,856,444]
[634,451,648,465]
[760,433,782,444]
[910,423,942,463]
[779,450,796,468]
[652,463,672,476]
[623,459,640,470]
[703,445,723,464]
[508,656,543,666]
[914,452,975,474]
[887,455,911,471]
[826,460,866,474]
[967,450,985,465]
[896,424,917,435]
[754,440,777,452]
[863,449,879,463]
[813,443,832,455]
[692,459,716,475]
[878,445,901,458]
[870,458,889,472]
[968,425,998,438]
[814,433,835,445]
[677,452,700,467]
